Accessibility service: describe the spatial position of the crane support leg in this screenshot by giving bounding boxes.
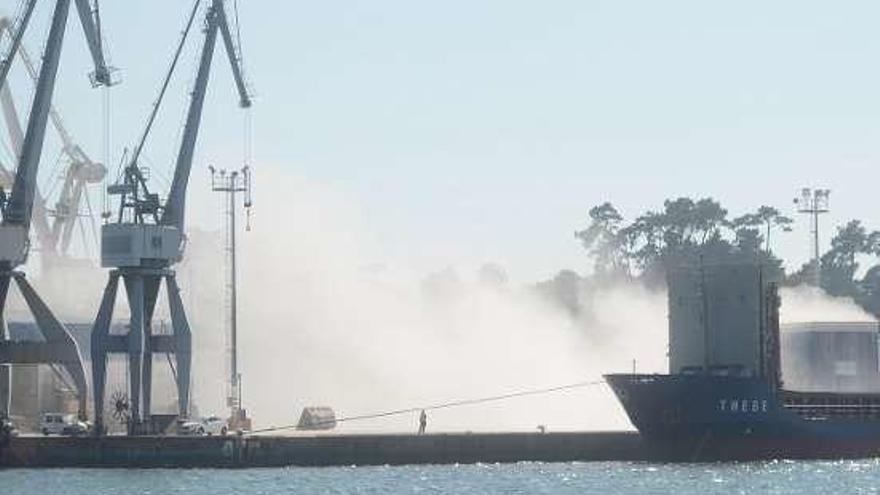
[167,274,191,418]
[123,274,145,432]
[0,275,9,420]
[90,270,118,433]
[0,272,87,419]
[140,276,161,419]
[90,269,191,435]
[0,362,8,420]
[13,273,88,418]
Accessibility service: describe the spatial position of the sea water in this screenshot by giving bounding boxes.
[3,460,880,494]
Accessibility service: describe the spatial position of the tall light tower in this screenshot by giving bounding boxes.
[210,165,252,431]
[794,188,830,288]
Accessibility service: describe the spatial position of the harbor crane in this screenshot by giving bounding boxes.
[91,0,251,434]
[0,0,114,421]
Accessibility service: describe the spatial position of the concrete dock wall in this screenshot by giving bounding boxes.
[0,432,645,468]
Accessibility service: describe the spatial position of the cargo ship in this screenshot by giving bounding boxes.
[606,262,880,460]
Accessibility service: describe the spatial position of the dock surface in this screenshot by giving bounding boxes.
[0,431,644,468]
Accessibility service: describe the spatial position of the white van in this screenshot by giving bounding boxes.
[40,413,88,436]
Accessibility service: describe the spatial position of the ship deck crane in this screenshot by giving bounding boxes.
[91,0,251,434]
[0,0,114,421]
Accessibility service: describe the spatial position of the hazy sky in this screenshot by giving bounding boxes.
[10,1,880,282]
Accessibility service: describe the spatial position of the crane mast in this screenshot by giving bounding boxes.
[0,0,113,422]
[92,0,251,434]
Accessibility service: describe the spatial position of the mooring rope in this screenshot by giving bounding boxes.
[248,379,608,435]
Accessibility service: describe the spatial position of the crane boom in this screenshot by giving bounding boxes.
[3,0,72,230]
[0,85,53,255]
[127,0,201,174]
[73,0,111,86]
[18,44,76,154]
[0,84,23,158]
[17,39,105,258]
[0,17,105,265]
[0,0,112,262]
[217,4,251,109]
[0,0,37,92]
[161,0,250,231]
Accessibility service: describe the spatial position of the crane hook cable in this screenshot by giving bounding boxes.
[248,379,608,435]
[129,0,202,168]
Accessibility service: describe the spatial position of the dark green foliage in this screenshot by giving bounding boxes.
[730,206,793,253]
[575,198,785,286]
[574,202,628,278]
[542,197,880,320]
[785,220,880,315]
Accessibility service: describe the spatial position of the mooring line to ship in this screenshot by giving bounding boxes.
[248,379,608,435]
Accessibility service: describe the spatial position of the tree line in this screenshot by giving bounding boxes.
[536,197,880,318]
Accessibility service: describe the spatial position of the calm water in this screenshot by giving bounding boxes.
[4,460,880,494]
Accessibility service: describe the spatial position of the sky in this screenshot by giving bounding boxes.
[9,0,880,283]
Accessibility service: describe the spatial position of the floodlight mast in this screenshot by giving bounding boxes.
[794,188,830,288]
[91,0,252,434]
[210,165,252,430]
[0,0,114,421]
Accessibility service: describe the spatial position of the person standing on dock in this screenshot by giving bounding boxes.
[418,410,427,435]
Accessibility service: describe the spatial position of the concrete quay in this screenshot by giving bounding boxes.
[0,431,645,468]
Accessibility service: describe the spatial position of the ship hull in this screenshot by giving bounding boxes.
[605,373,880,460]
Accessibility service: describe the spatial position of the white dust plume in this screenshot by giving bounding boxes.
[780,285,875,323]
[183,171,668,433]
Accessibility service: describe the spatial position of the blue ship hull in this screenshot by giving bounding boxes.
[605,373,880,460]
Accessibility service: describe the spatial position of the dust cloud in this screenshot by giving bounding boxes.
[3,170,670,432]
[779,285,875,323]
[184,171,669,433]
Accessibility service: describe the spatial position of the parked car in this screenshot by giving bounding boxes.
[180,415,228,436]
[40,413,88,436]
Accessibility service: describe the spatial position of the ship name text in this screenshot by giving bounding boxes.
[718,399,768,413]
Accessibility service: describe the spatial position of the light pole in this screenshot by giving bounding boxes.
[794,188,830,288]
[210,165,252,430]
